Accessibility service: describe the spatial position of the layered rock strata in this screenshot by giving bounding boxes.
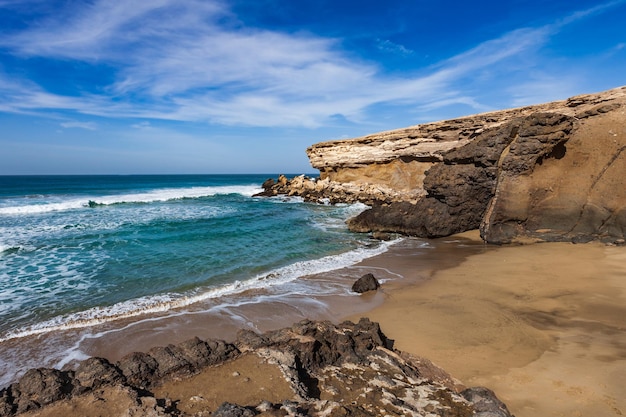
[0,319,512,417]
[263,86,626,243]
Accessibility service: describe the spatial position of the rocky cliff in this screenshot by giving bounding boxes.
[0,320,512,417]
[261,86,626,244]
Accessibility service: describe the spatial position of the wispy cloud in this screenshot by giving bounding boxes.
[60,121,97,130]
[1,1,225,60]
[131,121,152,130]
[0,0,623,127]
[553,0,626,27]
[376,39,413,56]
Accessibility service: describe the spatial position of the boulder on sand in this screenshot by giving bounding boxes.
[351,273,380,293]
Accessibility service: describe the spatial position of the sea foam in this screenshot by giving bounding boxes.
[0,238,399,343]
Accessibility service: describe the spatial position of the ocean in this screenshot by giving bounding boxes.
[0,174,397,386]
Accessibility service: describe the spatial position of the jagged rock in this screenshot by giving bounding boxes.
[461,387,513,417]
[213,402,257,417]
[148,344,195,378]
[266,86,626,244]
[0,320,512,417]
[74,357,125,390]
[254,173,423,204]
[351,273,380,293]
[14,368,76,414]
[0,388,15,417]
[117,351,159,388]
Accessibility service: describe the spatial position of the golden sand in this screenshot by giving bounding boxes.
[353,233,626,417]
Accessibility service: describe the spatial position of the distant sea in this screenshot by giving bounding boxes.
[0,174,394,384]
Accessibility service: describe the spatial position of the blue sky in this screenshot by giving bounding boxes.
[0,0,625,175]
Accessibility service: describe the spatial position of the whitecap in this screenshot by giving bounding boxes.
[0,185,263,216]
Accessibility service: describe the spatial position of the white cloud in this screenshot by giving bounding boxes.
[376,39,414,56]
[1,1,226,60]
[60,121,97,130]
[132,121,152,130]
[0,0,623,127]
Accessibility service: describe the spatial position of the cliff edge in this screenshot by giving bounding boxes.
[262,86,626,244]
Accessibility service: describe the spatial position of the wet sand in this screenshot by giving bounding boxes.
[79,234,483,363]
[353,232,626,417]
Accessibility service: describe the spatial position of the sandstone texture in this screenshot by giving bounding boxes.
[0,319,512,417]
[263,86,626,244]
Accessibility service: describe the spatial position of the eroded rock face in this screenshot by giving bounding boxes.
[0,319,513,417]
[348,111,580,240]
[481,104,626,244]
[271,86,626,244]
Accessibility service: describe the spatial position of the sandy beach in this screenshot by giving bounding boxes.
[351,231,626,417]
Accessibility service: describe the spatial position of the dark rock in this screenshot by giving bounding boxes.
[348,119,521,237]
[74,357,125,390]
[214,402,257,417]
[0,387,16,416]
[349,199,467,238]
[117,351,159,388]
[175,336,238,369]
[116,339,238,390]
[253,178,277,197]
[349,112,580,241]
[261,178,275,189]
[351,273,380,293]
[14,368,75,413]
[461,387,513,417]
[499,113,573,175]
[175,337,213,368]
[0,320,512,417]
[205,339,239,364]
[256,318,394,370]
[576,102,621,118]
[236,329,270,350]
[148,344,194,378]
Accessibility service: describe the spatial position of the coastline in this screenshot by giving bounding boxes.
[66,234,486,363]
[0,233,479,387]
[2,232,625,417]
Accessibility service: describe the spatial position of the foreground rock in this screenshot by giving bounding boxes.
[0,319,512,416]
[264,86,626,244]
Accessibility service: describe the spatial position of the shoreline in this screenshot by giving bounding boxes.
[0,234,477,387]
[2,232,625,417]
[78,233,485,362]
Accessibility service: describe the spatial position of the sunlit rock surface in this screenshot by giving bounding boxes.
[266,86,626,244]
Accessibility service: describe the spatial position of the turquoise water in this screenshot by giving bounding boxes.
[0,175,388,345]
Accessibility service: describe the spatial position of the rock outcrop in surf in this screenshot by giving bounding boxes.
[261,86,626,244]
